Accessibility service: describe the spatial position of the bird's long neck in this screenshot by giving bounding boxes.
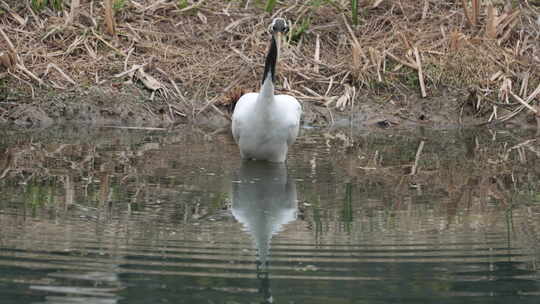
[260,34,278,100]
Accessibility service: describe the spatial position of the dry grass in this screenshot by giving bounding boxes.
[0,0,539,124]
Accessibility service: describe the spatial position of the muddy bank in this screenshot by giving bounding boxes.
[1,87,161,127]
[1,85,538,130]
[0,85,463,128]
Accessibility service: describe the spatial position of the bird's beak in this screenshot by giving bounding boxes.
[275,31,282,52]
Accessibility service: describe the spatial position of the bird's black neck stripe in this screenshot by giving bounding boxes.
[262,34,277,85]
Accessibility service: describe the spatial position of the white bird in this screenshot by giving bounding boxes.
[231,18,302,163]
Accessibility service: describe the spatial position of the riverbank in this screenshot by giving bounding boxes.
[0,1,539,128]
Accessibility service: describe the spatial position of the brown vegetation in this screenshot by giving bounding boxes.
[0,1,539,126]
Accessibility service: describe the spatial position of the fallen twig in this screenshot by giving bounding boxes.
[0,27,16,53]
[509,91,537,114]
[411,140,425,176]
[314,34,320,73]
[44,63,76,85]
[113,64,146,78]
[386,51,418,70]
[102,126,167,130]
[91,28,125,57]
[16,63,44,86]
[413,47,427,98]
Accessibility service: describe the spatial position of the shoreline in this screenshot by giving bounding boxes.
[1,85,538,130]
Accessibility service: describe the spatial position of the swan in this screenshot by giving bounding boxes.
[231,18,302,163]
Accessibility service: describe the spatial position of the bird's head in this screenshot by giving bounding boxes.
[269,18,289,35]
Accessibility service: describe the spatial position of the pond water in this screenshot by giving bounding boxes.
[1,125,540,304]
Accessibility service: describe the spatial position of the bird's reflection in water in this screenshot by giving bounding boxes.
[231,161,298,304]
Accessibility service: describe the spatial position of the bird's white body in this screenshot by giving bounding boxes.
[232,80,301,163]
[231,18,302,163]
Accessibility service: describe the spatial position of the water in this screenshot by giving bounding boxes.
[0,125,539,303]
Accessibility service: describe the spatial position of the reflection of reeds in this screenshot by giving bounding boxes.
[0,127,237,222]
[307,128,540,220]
[341,183,353,233]
[1,128,540,250]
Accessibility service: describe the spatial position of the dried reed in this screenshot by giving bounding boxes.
[104,0,116,36]
[0,0,537,125]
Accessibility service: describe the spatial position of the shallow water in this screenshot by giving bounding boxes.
[1,125,540,303]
